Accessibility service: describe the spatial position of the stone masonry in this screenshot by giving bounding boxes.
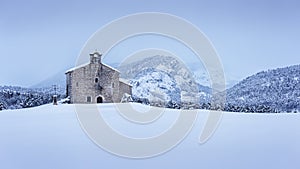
[65,51,132,103]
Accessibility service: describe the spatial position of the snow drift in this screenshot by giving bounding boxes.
[0,103,299,169]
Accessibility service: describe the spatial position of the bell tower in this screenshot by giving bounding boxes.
[90,50,102,64]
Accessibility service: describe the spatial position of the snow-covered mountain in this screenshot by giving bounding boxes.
[226,64,300,112]
[130,68,181,104]
[118,55,211,105]
[117,56,300,112]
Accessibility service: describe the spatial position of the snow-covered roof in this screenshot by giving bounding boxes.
[65,63,89,74]
[119,78,132,86]
[102,63,120,73]
[65,62,120,74]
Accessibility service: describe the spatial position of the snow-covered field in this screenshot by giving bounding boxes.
[0,103,299,169]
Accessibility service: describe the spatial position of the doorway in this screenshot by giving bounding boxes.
[96,96,103,103]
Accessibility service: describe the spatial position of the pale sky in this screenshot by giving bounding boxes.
[1,0,299,87]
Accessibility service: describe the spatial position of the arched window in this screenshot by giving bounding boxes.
[95,78,98,83]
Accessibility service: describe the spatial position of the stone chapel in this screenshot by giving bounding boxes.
[65,51,132,103]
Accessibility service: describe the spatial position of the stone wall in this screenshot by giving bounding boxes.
[66,62,125,103]
[66,73,72,100]
[118,81,132,102]
[66,57,131,104]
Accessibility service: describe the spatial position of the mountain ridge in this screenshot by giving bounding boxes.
[225,64,300,112]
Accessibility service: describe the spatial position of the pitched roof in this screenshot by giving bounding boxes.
[65,63,89,74]
[102,63,120,73]
[65,62,120,74]
[119,78,132,86]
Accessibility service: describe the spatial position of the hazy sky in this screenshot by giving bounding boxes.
[1,0,300,87]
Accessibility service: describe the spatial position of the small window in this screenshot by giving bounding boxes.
[76,82,79,87]
[95,78,98,83]
[87,96,91,103]
[112,82,114,88]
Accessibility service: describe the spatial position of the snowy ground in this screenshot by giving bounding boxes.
[0,103,299,169]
